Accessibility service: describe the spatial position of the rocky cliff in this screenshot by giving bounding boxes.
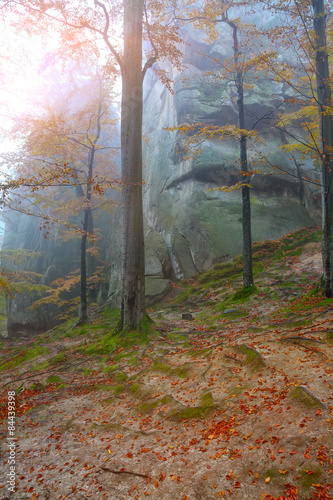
[140,19,320,285]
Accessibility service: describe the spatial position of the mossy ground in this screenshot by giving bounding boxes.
[0,227,331,500]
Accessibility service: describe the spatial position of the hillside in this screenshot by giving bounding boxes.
[0,227,332,500]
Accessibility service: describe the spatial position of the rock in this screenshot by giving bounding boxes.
[182,313,194,320]
[145,277,171,305]
[223,308,239,315]
[31,382,45,391]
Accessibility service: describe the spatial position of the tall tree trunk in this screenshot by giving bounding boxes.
[312,0,333,297]
[79,148,95,323]
[228,20,254,289]
[120,0,145,330]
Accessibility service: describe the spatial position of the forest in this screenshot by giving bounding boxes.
[0,0,332,499]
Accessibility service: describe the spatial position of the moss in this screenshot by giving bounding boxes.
[175,365,191,378]
[32,360,49,371]
[198,262,241,285]
[326,331,333,342]
[264,468,287,483]
[115,371,128,382]
[46,375,63,384]
[151,361,172,374]
[102,365,119,374]
[290,386,322,408]
[83,331,121,356]
[167,332,188,342]
[96,384,117,392]
[238,344,266,369]
[114,351,135,362]
[0,342,4,350]
[300,466,322,490]
[185,348,211,358]
[114,384,125,395]
[169,391,214,420]
[136,394,174,414]
[50,352,68,365]
[0,344,49,371]
[229,285,258,303]
[130,382,140,394]
[129,383,154,398]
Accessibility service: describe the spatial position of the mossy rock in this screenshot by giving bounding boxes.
[115,370,128,382]
[237,344,266,370]
[129,382,152,398]
[168,391,214,420]
[64,418,81,432]
[151,361,192,379]
[185,348,211,358]
[31,382,45,392]
[136,394,175,415]
[113,384,125,395]
[289,386,324,409]
[151,361,172,374]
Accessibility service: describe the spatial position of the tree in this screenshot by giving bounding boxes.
[1,62,119,323]
[258,0,333,295]
[4,0,183,330]
[311,0,333,296]
[223,14,254,289]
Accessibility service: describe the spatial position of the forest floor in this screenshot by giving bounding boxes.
[0,226,332,500]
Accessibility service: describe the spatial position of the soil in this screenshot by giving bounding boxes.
[0,238,332,500]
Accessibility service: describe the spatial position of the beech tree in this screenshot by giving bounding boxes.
[1,63,119,322]
[259,0,333,296]
[4,0,183,330]
[311,0,333,297]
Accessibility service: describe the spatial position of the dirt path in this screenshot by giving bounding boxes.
[0,237,332,500]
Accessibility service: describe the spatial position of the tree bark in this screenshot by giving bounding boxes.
[120,0,145,330]
[229,20,254,289]
[312,0,333,297]
[79,95,102,323]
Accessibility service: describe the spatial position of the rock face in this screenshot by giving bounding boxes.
[2,208,81,337]
[1,7,322,336]
[141,19,320,280]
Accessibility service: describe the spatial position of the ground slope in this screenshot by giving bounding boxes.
[0,227,332,500]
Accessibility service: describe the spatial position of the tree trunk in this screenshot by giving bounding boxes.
[312,0,333,297]
[120,0,145,330]
[79,148,95,323]
[229,20,254,289]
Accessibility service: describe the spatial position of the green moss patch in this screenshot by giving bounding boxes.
[0,345,49,371]
[46,375,63,384]
[168,391,214,420]
[300,466,322,490]
[237,344,266,369]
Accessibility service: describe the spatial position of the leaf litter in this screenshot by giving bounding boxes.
[0,227,332,499]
